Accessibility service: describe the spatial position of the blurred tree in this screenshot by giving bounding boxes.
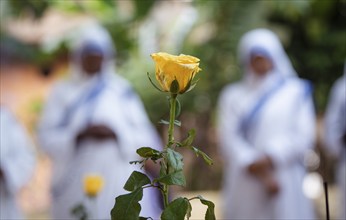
[266,0,346,113]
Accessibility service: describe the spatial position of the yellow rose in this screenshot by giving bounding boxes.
[151,52,201,94]
[83,174,104,198]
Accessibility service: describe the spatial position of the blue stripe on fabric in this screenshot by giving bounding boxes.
[302,80,313,99]
[58,78,106,127]
[240,78,286,141]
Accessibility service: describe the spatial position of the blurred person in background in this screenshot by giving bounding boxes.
[0,105,36,219]
[37,22,162,219]
[323,64,346,220]
[217,29,316,219]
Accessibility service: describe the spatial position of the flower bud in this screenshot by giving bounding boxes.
[151,52,201,94]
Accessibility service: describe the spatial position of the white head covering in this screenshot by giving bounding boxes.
[238,28,297,81]
[68,21,116,82]
[50,22,132,128]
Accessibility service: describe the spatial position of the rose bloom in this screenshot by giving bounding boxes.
[151,52,201,94]
[83,174,104,198]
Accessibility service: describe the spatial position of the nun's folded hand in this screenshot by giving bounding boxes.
[76,124,117,145]
[247,155,274,175]
[247,155,280,196]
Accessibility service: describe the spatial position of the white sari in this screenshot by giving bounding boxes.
[217,29,316,219]
[38,22,162,219]
[0,107,36,219]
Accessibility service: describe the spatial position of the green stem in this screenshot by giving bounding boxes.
[167,94,177,148]
[162,94,177,208]
[163,185,169,208]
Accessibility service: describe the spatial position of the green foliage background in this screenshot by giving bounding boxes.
[1,0,345,190]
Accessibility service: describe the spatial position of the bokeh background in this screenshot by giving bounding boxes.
[0,0,345,219]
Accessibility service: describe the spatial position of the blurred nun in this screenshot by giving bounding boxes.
[217,29,316,219]
[323,64,346,220]
[37,22,162,219]
[0,106,36,219]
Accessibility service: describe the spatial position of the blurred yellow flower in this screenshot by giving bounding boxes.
[151,52,201,94]
[83,174,104,198]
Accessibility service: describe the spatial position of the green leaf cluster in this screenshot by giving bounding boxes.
[110,168,217,220]
[152,148,185,187]
[111,126,215,219]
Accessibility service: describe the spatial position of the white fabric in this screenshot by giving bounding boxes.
[0,107,36,219]
[37,23,162,219]
[323,71,346,219]
[217,29,316,219]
